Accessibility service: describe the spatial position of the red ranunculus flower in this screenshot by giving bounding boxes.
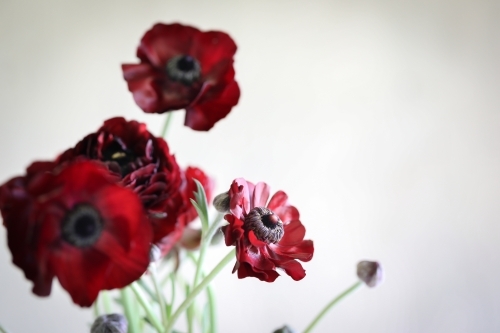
[218,178,314,282]
[0,160,152,306]
[57,117,212,245]
[122,23,240,131]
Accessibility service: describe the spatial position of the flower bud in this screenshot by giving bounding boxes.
[213,191,230,213]
[91,314,127,333]
[357,260,383,287]
[272,325,297,333]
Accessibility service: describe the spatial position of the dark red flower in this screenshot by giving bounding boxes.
[58,117,213,246]
[0,160,152,306]
[219,178,314,282]
[122,23,240,131]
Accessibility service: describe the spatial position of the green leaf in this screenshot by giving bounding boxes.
[191,179,209,230]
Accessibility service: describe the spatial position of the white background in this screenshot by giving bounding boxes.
[0,0,499,332]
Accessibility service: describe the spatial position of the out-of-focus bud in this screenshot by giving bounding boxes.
[272,325,297,333]
[91,314,127,333]
[213,191,230,213]
[180,227,202,250]
[149,244,162,262]
[357,260,383,287]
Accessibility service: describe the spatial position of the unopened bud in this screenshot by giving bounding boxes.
[213,191,230,213]
[149,244,162,262]
[91,313,127,333]
[357,260,383,287]
[272,325,297,333]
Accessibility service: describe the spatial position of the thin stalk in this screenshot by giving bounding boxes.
[206,284,217,333]
[193,218,222,290]
[120,288,140,333]
[164,249,235,333]
[166,272,176,319]
[102,291,112,314]
[160,112,174,138]
[130,282,164,333]
[150,263,169,331]
[0,324,11,333]
[185,284,194,333]
[93,295,100,318]
[302,281,363,333]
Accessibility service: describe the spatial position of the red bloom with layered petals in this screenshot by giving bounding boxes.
[220,178,314,282]
[0,160,152,306]
[122,23,240,131]
[58,117,213,248]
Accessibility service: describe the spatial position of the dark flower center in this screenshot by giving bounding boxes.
[244,207,284,244]
[102,140,136,176]
[166,55,201,85]
[61,204,103,247]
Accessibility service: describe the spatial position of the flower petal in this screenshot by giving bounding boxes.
[252,182,271,208]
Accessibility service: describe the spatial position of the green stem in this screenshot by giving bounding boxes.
[160,112,174,138]
[150,263,169,331]
[0,323,11,333]
[193,218,222,288]
[302,281,363,333]
[93,296,100,318]
[102,291,112,314]
[206,284,217,333]
[164,249,235,333]
[120,288,140,333]
[130,282,164,333]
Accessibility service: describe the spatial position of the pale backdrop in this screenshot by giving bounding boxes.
[0,0,499,332]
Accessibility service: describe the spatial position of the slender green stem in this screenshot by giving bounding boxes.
[93,296,100,318]
[102,291,112,314]
[130,282,164,333]
[0,323,11,333]
[150,263,169,331]
[120,288,140,333]
[193,218,222,289]
[206,284,217,333]
[302,281,363,333]
[166,272,176,319]
[160,112,174,138]
[165,249,235,333]
[185,284,194,333]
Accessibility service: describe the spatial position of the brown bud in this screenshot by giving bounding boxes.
[91,314,127,333]
[357,260,383,287]
[213,191,230,213]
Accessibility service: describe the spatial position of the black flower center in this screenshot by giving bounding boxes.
[244,207,284,244]
[166,55,201,85]
[61,204,103,247]
[102,140,136,176]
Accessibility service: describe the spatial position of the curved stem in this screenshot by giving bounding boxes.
[150,263,169,331]
[302,281,363,333]
[130,282,164,333]
[160,112,174,138]
[193,218,221,290]
[165,249,235,333]
[120,288,140,333]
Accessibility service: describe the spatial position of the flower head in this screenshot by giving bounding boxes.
[91,314,128,333]
[220,178,314,282]
[57,117,211,245]
[357,260,384,288]
[0,160,152,306]
[122,23,240,131]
